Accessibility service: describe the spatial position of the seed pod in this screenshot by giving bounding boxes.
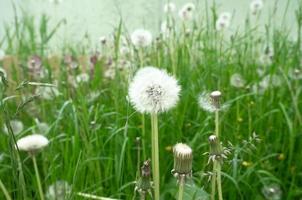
[173,143,193,175]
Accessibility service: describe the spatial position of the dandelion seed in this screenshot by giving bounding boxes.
[131,29,153,48]
[76,73,90,83]
[46,180,71,200]
[230,73,246,88]
[250,0,263,15]
[178,3,195,21]
[163,2,176,13]
[35,86,60,100]
[16,134,49,153]
[3,120,24,135]
[128,66,181,113]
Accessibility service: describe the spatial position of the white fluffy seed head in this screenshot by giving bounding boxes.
[128,66,181,114]
[250,0,263,15]
[230,73,246,88]
[178,3,195,21]
[46,180,71,200]
[163,2,176,13]
[131,29,153,48]
[3,120,24,135]
[216,12,232,31]
[16,134,49,153]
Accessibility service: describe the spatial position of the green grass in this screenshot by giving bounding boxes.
[0,1,302,199]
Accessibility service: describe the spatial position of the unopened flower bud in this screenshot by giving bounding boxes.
[136,159,152,192]
[173,143,193,175]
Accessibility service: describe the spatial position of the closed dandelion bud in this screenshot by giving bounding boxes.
[208,135,223,162]
[210,90,222,109]
[173,143,193,176]
[136,159,152,192]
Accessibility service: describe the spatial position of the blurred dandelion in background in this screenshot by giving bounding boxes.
[261,183,282,200]
[3,120,24,135]
[46,180,71,200]
[131,29,153,48]
[216,12,232,31]
[230,73,246,88]
[178,3,195,21]
[250,0,264,15]
[163,2,176,14]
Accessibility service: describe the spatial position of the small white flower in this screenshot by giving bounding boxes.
[230,73,246,88]
[131,29,153,48]
[178,3,195,21]
[216,12,232,31]
[163,2,176,13]
[46,180,71,200]
[0,49,5,60]
[128,66,181,113]
[36,86,60,100]
[250,0,263,15]
[16,134,49,152]
[76,73,90,83]
[3,120,24,135]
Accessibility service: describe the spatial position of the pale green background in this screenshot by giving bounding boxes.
[0,0,300,47]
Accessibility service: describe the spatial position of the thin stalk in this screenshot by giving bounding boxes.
[0,178,12,200]
[32,156,45,200]
[178,176,185,200]
[151,113,160,200]
[216,163,223,200]
[141,114,146,160]
[215,110,219,137]
[139,191,146,200]
[211,161,217,200]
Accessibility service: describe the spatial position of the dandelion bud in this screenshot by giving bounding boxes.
[173,143,193,176]
[136,159,152,192]
[210,90,222,109]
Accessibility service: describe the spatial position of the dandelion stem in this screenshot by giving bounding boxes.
[151,113,160,200]
[32,156,45,200]
[177,176,185,200]
[217,163,223,200]
[215,110,219,137]
[0,178,12,200]
[141,114,146,160]
[211,161,217,200]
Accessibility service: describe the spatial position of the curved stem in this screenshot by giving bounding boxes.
[32,156,45,200]
[178,176,185,200]
[151,113,160,200]
[0,178,12,200]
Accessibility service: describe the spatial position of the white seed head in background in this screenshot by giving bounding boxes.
[16,134,49,153]
[46,180,71,200]
[131,29,153,48]
[250,0,264,15]
[36,86,60,100]
[3,120,24,135]
[230,73,246,88]
[178,3,195,21]
[216,12,232,31]
[128,66,181,114]
[163,2,176,13]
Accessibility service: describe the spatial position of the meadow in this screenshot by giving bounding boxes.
[0,1,302,199]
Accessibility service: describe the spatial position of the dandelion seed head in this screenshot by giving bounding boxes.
[76,73,90,83]
[163,2,176,13]
[36,86,60,100]
[250,0,263,15]
[46,180,71,200]
[198,92,216,112]
[131,29,153,48]
[288,68,302,80]
[3,120,24,135]
[216,12,231,31]
[16,134,49,152]
[261,183,282,200]
[178,3,195,21]
[128,66,181,114]
[230,73,246,88]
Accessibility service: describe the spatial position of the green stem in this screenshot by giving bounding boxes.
[141,114,146,160]
[217,163,223,200]
[151,113,160,200]
[211,161,217,200]
[215,110,219,137]
[32,156,45,200]
[178,176,185,200]
[0,178,12,200]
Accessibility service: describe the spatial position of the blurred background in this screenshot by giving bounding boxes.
[0,0,300,47]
